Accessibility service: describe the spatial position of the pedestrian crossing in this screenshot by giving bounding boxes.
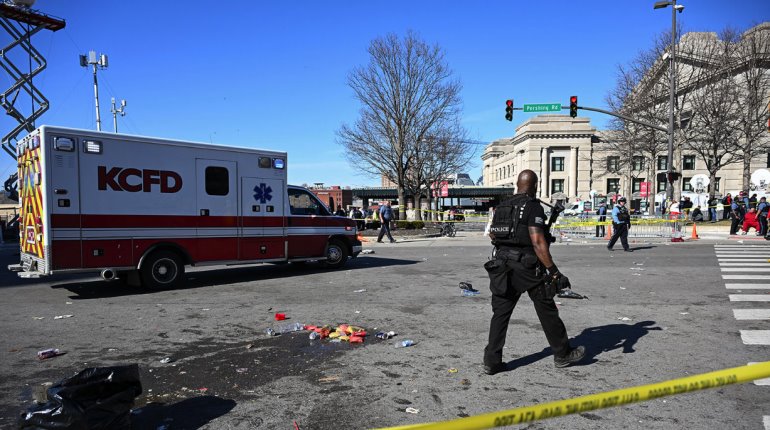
[715,244,770,429]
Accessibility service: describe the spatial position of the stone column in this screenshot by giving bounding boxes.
[540,146,548,199]
[570,146,578,198]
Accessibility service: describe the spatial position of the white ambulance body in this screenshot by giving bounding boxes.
[11,126,361,288]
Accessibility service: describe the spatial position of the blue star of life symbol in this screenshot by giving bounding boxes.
[253,183,273,203]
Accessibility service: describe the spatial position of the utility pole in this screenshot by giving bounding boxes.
[79,51,108,131]
[110,97,126,133]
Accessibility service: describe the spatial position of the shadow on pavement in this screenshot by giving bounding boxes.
[131,396,236,430]
[52,256,420,300]
[505,320,662,369]
[627,245,657,251]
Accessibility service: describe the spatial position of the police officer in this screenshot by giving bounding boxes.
[483,170,585,375]
[607,196,631,252]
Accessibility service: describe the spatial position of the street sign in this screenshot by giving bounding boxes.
[523,103,561,113]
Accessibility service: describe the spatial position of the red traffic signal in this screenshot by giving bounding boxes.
[569,96,578,118]
[505,99,513,121]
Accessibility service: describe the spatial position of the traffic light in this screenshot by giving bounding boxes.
[569,96,578,118]
[667,171,680,182]
[505,99,513,121]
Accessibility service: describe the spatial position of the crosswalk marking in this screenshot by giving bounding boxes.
[714,245,770,248]
[719,262,770,266]
[720,267,770,272]
[726,283,770,289]
[716,254,770,257]
[718,259,770,262]
[764,415,770,430]
[741,330,770,345]
[733,309,770,320]
[730,295,770,301]
[723,275,770,280]
[750,363,770,386]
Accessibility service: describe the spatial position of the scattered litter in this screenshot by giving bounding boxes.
[293,420,300,430]
[353,289,367,293]
[405,407,420,414]
[33,317,44,320]
[65,301,73,305]
[202,308,210,311]
[448,368,458,373]
[309,332,320,340]
[395,340,415,348]
[236,368,248,373]
[555,301,562,305]
[360,249,375,255]
[108,348,118,352]
[629,268,645,271]
[557,289,588,300]
[618,317,632,321]
[632,273,641,276]
[355,310,361,314]
[461,289,481,297]
[459,282,478,292]
[376,331,397,340]
[679,312,689,315]
[54,315,73,320]
[318,375,340,383]
[245,343,253,349]
[37,348,65,360]
[160,357,173,364]
[634,263,644,266]
[266,322,304,336]
[275,313,286,321]
[620,287,627,290]
[460,378,471,385]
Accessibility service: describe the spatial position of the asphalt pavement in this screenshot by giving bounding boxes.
[1,234,768,429]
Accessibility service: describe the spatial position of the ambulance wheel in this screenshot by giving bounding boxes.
[141,250,185,289]
[323,240,348,269]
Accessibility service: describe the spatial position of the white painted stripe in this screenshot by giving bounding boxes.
[750,363,770,387]
[764,415,770,430]
[733,309,770,320]
[718,262,770,266]
[730,294,770,301]
[723,275,770,280]
[718,259,770,262]
[726,283,770,289]
[714,245,770,248]
[720,267,770,272]
[740,330,770,345]
[716,253,770,256]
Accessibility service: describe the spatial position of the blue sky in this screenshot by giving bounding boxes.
[1,0,768,188]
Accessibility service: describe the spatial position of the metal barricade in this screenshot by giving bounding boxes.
[553,214,687,240]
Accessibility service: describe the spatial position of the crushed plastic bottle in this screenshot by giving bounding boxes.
[266,322,304,336]
[395,340,415,348]
[461,289,481,297]
[309,332,319,340]
[376,331,397,340]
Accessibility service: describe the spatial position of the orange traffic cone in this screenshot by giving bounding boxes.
[691,223,699,240]
[604,223,612,240]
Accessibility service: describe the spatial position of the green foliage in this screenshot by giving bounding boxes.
[395,220,425,230]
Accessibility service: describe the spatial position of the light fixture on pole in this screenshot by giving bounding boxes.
[653,0,684,206]
[110,97,126,133]
[79,50,108,131]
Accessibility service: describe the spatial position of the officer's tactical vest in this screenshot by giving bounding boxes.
[617,205,630,223]
[489,194,534,247]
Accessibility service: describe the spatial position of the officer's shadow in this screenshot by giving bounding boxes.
[505,320,662,370]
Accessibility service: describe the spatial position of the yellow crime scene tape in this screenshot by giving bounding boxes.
[375,361,770,430]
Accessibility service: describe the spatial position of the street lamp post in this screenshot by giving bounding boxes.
[653,0,684,207]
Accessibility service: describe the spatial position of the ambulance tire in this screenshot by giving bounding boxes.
[140,250,185,289]
[322,239,348,269]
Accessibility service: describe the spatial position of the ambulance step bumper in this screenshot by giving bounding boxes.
[18,271,42,278]
[7,264,23,272]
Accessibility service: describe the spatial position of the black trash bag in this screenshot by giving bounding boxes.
[19,364,142,430]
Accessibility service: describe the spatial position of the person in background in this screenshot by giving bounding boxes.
[741,207,760,235]
[749,193,758,210]
[607,197,631,252]
[740,191,750,212]
[335,205,346,217]
[730,196,745,235]
[377,201,396,243]
[708,195,719,223]
[690,206,704,222]
[596,202,607,237]
[722,193,732,220]
[681,196,693,217]
[758,197,768,236]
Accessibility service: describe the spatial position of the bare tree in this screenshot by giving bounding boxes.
[337,31,465,219]
[732,24,770,190]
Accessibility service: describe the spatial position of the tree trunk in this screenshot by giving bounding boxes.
[413,193,422,221]
[397,187,406,221]
[743,157,752,192]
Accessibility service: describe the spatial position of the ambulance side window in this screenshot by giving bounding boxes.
[205,166,229,196]
[288,189,330,216]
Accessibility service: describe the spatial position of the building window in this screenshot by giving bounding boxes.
[607,178,620,194]
[632,156,644,171]
[683,155,696,170]
[683,177,693,192]
[657,179,666,193]
[607,156,619,173]
[551,179,564,193]
[551,157,565,172]
[632,178,645,193]
[657,156,668,171]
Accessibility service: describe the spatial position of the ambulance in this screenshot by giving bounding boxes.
[9,126,361,288]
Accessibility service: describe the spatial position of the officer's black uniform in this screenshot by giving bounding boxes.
[607,201,631,251]
[483,194,572,369]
